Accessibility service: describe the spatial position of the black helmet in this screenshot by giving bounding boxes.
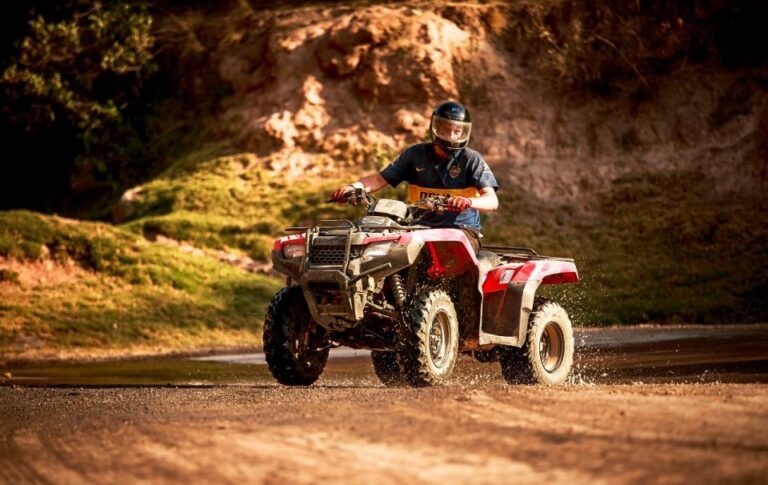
[429,101,472,152]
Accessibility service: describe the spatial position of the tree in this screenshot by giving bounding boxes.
[1,2,155,208]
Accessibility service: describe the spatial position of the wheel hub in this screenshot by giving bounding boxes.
[539,322,564,373]
[429,311,450,368]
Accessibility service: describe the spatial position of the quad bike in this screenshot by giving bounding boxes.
[264,187,579,387]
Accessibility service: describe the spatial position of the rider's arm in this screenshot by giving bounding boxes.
[447,187,498,212]
[332,146,416,200]
[357,173,390,193]
[330,173,389,201]
[469,186,499,212]
[463,153,499,212]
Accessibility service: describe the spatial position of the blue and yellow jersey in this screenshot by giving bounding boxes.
[379,143,499,229]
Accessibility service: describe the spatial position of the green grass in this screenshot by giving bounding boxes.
[120,148,366,261]
[0,210,281,359]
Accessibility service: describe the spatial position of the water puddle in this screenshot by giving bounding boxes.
[1,325,766,387]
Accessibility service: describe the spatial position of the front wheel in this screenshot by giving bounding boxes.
[399,289,459,387]
[263,286,330,386]
[499,300,574,385]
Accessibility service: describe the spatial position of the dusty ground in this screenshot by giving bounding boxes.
[1,384,766,484]
[1,325,767,484]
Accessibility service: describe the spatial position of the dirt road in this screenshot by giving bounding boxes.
[1,325,767,484]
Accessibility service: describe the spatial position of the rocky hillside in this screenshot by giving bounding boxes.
[141,1,767,208]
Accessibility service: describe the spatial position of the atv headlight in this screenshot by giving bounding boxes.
[282,243,305,259]
[362,241,395,259]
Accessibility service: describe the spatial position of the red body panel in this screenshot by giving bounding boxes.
[481,263,524,293]
[482,260,579,294]
[396,228,478,262]
[397,229,478,278]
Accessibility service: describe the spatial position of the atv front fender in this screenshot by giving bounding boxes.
[396,229,479,278]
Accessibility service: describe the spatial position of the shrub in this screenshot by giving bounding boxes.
[1,2,156,198]
[0,269,19,284]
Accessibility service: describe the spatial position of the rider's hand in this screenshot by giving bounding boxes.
[329,185,353,203]
[447,196,472,211]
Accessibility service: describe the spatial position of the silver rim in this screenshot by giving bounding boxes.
[429,311,451,368]
[539,321,565,373]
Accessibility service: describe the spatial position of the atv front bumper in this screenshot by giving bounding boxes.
[271,241,417,329]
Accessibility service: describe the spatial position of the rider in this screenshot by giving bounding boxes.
[330,101,499,252]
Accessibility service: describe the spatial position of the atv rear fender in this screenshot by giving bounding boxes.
[480,259,579,347]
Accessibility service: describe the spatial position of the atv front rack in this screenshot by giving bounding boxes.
[286,221,432,233]
[285,219,356,232]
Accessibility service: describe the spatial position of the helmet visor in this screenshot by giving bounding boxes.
[431,115,471,145]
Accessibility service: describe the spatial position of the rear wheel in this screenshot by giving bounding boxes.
[399,289,459,387]
[263,286,330,386]
[499,300,574,385]
[371,351,406,387]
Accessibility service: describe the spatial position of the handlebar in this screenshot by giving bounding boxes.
[408,195,461,214]
[327,191,458,214]
[325,186,376,207]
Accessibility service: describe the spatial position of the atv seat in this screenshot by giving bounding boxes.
[477,250,501,276]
